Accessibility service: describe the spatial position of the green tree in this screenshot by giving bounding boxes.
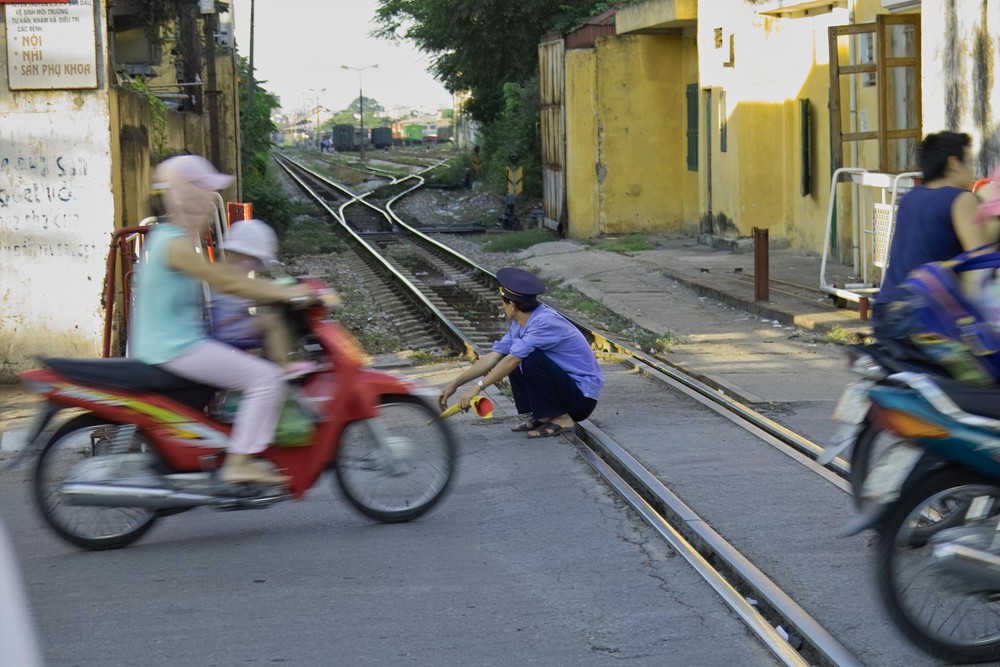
[239,57,279,175]
[479,80,541,198]
[238,57,300,234]
[347,96,384,116]
[373,0,631,122]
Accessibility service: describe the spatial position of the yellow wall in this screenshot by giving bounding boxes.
[559,0,999,266]
[565,51,600,238]
[564,32,698,239]
[695,1,852,253]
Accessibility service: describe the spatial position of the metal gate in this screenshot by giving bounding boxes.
[538,34,566,233]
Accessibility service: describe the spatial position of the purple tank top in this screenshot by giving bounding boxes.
[878,185,965,304]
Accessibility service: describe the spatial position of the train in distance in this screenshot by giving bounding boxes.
[326,123,452,152]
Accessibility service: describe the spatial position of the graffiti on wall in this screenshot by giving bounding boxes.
[0,122,107,261]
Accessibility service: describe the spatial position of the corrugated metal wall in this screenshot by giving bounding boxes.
[539,36,566,233]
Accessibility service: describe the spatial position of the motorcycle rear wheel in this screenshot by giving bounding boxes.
[335,395,457,523]
[34,414,158,551]
[876,467,1000,664]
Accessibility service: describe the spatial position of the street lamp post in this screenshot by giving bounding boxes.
[308,87,326,150]
[340,64,378,161]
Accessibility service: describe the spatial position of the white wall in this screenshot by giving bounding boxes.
[921,0,1000,175]
[0,1,114,381]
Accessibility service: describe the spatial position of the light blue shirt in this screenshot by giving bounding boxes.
[492,304,604,400]
[130,223,207,364]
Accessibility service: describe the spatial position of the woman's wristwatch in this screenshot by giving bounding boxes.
[476,379,485,390]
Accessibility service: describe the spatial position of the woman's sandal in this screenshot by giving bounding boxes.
[526,423,573,439]
[511,418,544,432]
[219,454,290,486]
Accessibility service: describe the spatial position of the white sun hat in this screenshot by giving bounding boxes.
[221,219,278,265]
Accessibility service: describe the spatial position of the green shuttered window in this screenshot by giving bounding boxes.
[686,83,698,171]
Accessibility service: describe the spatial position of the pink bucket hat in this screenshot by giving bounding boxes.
[153,154,234,191]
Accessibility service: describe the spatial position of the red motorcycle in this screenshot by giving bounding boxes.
[17,280,457,551]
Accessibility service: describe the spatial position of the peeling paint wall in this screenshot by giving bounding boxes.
[922,0,1000,175]
[0,3,241,381]
[564,30,698,238]
[0,1,113,381]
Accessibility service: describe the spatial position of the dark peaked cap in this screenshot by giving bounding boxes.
[497,267,546,302]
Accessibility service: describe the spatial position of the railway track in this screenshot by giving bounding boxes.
[274,152,863,666]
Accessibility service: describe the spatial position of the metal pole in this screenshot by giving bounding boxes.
[247,0,255,107]
[203,10,220,168]
[359,76,365,161]
[753,227,769,302]
[341,64,377,161]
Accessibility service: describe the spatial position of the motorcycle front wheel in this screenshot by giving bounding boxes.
[34,414,158,551]
[335,395,457,523]
[876,467,1000,664]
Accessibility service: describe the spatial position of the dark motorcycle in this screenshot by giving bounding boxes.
[840,370,1000,664]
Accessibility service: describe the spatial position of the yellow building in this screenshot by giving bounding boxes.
[548,0,1000,271]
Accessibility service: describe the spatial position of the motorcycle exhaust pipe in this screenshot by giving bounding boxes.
[61,481,217,509]
[932,542,1000,591]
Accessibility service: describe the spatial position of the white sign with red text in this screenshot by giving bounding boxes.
[4,0,97,90]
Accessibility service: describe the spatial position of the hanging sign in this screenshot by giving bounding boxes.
[4,0,97,90]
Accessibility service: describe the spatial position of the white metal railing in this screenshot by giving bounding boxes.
[820,168,919,304]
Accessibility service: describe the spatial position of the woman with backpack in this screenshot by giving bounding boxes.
[873,131,999,343]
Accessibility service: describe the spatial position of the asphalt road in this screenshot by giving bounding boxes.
[0,364,779,667]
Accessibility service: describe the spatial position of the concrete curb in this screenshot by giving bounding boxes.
[654,264,872,338]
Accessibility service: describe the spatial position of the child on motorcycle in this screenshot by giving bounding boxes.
[209,218,322,378]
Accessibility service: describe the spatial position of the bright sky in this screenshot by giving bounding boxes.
[229,0,455,117]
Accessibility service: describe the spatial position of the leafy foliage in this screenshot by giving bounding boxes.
[239,57,280,175]
[315,96,391,134]
[347,96,384,116]
[130,78,170,161]
[477,80,541,198]
[372,0,639,122]
[241,166,304,236]
[238,57,303,234]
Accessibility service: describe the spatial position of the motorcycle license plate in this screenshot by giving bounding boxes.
[861,443,922,503]
[832,381,871,424]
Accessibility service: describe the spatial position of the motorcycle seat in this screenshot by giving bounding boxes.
[40,357,210,393]
[933,377,1000,421]
[848,342,948,376]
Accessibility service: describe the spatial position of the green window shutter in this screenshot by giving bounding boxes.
[800,98,811,196]
[686,84,698,171]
